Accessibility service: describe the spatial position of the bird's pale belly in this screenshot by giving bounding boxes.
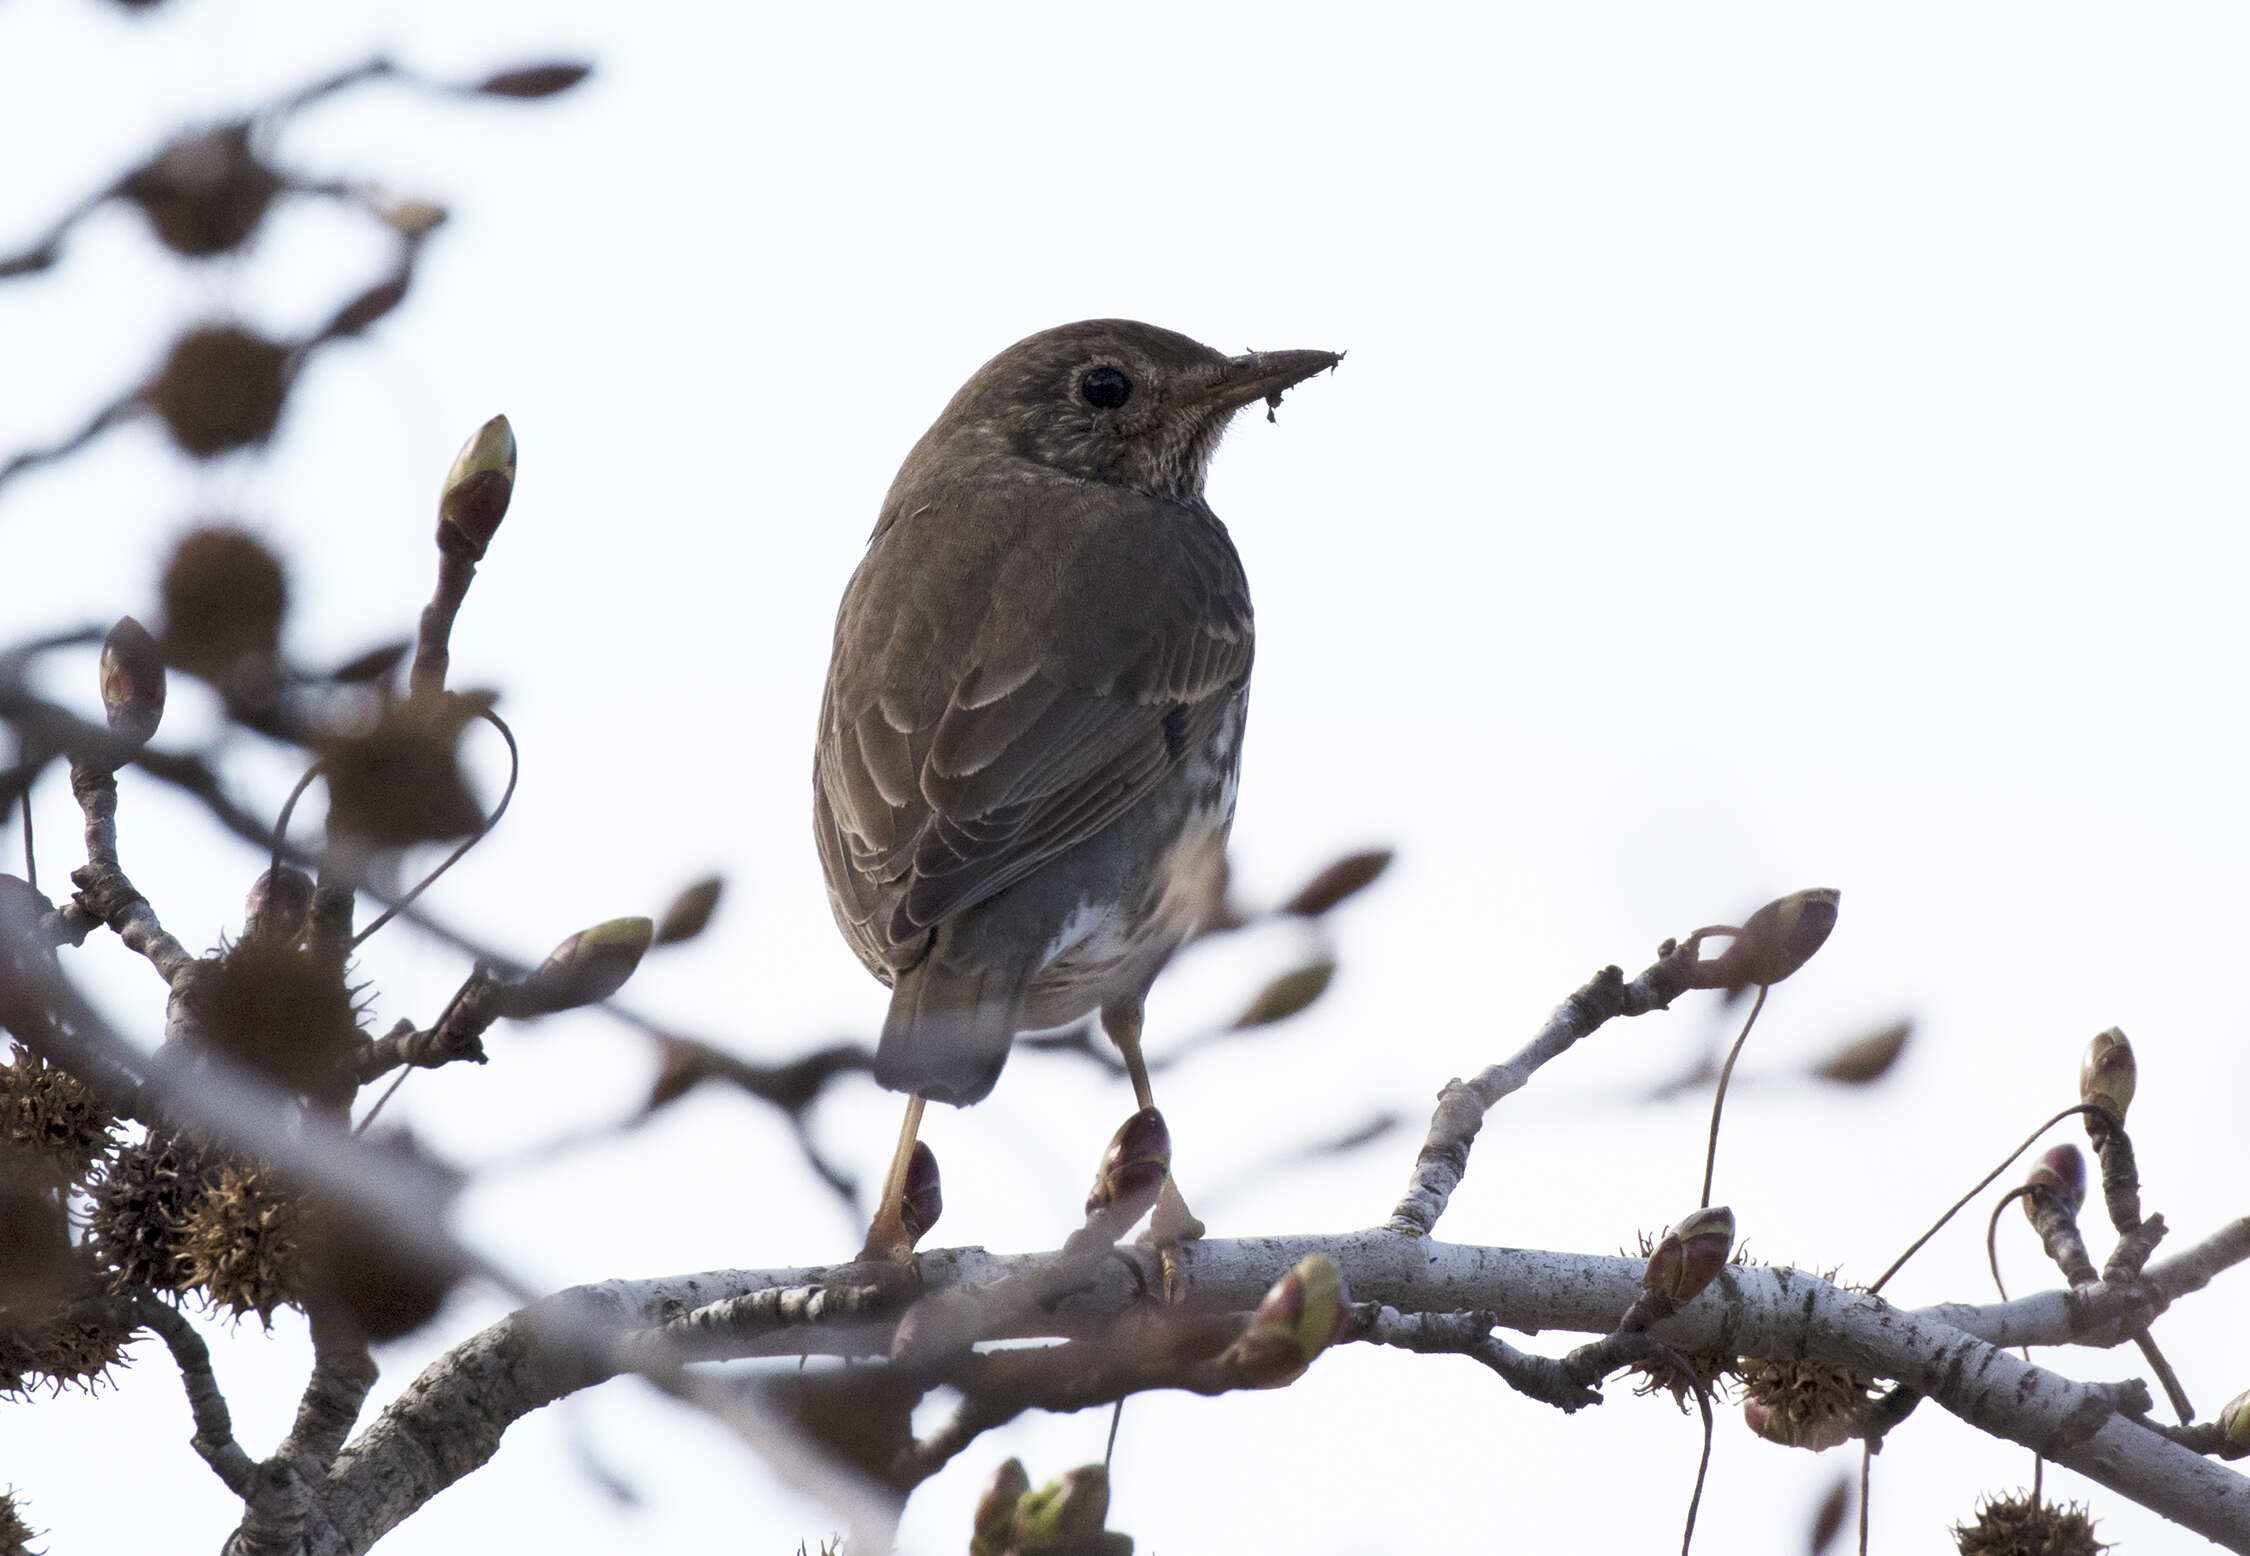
[1016,701,1241,1031]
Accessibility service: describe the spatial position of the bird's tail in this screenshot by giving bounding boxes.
[875,952,1022,1107]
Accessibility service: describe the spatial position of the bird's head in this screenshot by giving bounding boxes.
[909,319,1340,505]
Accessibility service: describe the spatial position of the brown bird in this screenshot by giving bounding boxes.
[815,319,1339,1258]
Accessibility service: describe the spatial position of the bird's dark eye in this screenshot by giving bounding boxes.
[1079,366,1132,410]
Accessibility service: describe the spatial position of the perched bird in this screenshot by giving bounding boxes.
[815,319,1338,1257]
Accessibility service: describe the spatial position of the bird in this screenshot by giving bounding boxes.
[814,319,1339,1260]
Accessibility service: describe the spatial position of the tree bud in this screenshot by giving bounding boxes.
[653,875,723,945]
[98,616,167,747]
[1227,1253,1349,1388]
[242,865,313,944]
[437,415,516,560]
[1646,1206,1735,1307]
[1231,959,1335,1029]
[970,1457,1030,1556]
[2024,1144,2086,1215]
[1085,1106,1170,1219]
[1010,1465,1110,1553]
[1279,848,1393,917]
[1698,888,1840,989]
[2078,1027,2135,1123]
[2220,1387,2250,1451]
[899,1142,942,1249]
[503,917,654,1016]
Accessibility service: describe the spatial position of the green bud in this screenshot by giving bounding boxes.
[969,1457,1028,1556]
[653,875,723,945]
[1227,1253,1349,1388]
[2079,1027,2136,1123]
[503,916,654,1016]
[99,616,167,748]
[1011,1465,1110,1553]
[1231,960,1335,1029]
[437,415,516,560]
[2220,1387,2250,1451]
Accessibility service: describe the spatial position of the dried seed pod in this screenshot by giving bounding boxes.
[176,1164,300,1323]
[502,917,656,1017]
[1951,1491,2107,1555]
[2079,1027,2135,1123]
[437,415,517,561]
[86,1133,220,1292]
[299,1133,465,1343]
[99,616,167,748]
[1739,1358,1876,1452]
[0,1050,116,1181]
[116,122,281,258]
[1084,1107,1170,1219]
[159,524,288,685]
[187,935,367,1105]
[146,324,293,458]
[318,690,492,850]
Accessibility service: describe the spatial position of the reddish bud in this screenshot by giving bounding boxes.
[1646,1206,1735,1307]
[2025,1144,2087,1216]
[2079,1027,2135,1123]
[242,866,313,944]
[1279,848,1393,917]
[653,876,723,945]
[1086,1106,1170,1219]
[99,616,166,747]
[475,62,593,98]
[1698,888,1840,990]
[437,415,516,560]
[899,1142,942,1249]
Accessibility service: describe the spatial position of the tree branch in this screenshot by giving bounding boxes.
[134,1296,257,1496]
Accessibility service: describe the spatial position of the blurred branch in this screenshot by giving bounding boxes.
[134,1295,257,1496]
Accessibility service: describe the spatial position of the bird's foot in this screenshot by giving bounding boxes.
[856,1203,922,1267]
[1138,1175,1207,1303]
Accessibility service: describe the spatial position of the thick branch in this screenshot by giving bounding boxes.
[1386,941,1701,1237]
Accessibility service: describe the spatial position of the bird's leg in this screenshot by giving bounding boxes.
[858,1093,927,1264]
[1101,999,1204,1299]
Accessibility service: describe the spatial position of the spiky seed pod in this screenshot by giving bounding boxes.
[116,122,282,258]
[317,690,493,850]
[99,616,167,749]
[1085,1107,1170,1219]
[1628,1348,1736,1414]
[0,1486,38,1556]
[185,936,367,1106]
[158,525,288,686]
[1952,1492,2108,1555]
[176,1165,300,1323]
[299,1134,465,1342]
[1226,1253,1349,1389]
[146,325,293,458]
[436,415,517,560]
[500,916,656,1018]
[970,1458,1030,1556]
[1739,1358,1877,1452]
[0,1050,117,1181]
[653,876,724,945]
[0,1164,72,1314]
[2079,1028,2135,1123]
[86,1133,221,1292]
[0,1249,133,1398]
[1697,888,1842,990]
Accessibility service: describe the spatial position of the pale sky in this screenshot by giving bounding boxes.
[3,4,2247,1553]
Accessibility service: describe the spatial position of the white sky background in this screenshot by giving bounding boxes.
[2,2,2247,1552]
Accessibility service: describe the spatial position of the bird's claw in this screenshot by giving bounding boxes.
[1137,1175,1207,1304]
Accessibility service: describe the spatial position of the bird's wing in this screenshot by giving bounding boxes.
[816,479,1252,972]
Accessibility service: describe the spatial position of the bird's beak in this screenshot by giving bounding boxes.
[1197,348,1344,418]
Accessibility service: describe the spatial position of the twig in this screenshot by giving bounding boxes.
[135,1296,257,1495]
[1386,939,1701,1238]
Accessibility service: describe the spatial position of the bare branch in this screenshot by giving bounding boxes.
[134,1296,257,1496]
